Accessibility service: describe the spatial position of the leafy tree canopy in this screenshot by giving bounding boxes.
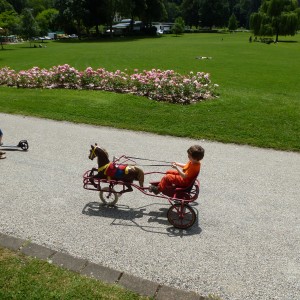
[250,0,299,41]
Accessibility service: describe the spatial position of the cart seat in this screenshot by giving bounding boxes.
[150,177,200,201]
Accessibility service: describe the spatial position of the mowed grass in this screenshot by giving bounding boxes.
[0,33,299,151]
[0,247,151,300]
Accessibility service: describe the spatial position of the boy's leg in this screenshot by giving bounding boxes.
[166,170,179,175]
[158,174,183,192]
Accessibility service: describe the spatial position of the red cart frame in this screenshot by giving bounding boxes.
[83,156,200,229]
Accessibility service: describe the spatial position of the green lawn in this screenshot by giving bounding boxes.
[0,247,222,300]
[0,33,299,151]
[0,247,151,300]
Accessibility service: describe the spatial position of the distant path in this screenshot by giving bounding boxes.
[1,113,299,300]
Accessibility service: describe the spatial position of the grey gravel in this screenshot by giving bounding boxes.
[0,112,299,300]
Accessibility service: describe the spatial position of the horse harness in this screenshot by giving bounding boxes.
[98,162,131,180]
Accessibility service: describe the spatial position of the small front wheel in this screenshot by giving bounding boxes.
[167,203,196,229]
[99,187,119,206]
[19,141,29,151]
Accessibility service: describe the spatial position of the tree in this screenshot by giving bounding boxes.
[55,0,88,36]
[0,0,14,12]
[0,9,20,34]
[36,8,58,35]
[199,0,230,29]
[143,0,167,27]
[101,0,120,37]
[83,0,105,36]
[165,1,181,22]
[20,8,40,46]
[181,0,201,28]
[250,0,299,42]
[228,12,238,30]
[172,15,185,34]
[118,0,146,32]
[27,0,48,16]
[228,0,262,29]
[234,0,251,28]
[6,0,27,13]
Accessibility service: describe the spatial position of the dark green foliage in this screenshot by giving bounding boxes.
[20,7,40,43]
[172,16,185,34]
[1,0,266,39]
[199,0,230,29]
[0,0,14,12]
[250,0,299,41]
[228,13,238,30]
[181,0,201,28]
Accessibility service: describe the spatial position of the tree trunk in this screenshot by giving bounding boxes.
[275,29,279,42]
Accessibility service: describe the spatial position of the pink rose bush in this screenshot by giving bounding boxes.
[0,64,218,104]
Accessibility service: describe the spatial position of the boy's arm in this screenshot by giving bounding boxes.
[172,163,187,178]
[174,162,185,168]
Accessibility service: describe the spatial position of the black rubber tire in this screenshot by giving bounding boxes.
[167,203,196,229]
[20,141,29,151]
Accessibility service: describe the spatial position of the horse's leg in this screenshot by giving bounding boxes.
[135,167,144,187]
[89,170,105,189]
[88,168,98,188]
[125,166,144,187]
[137,168,145,187]
[119,183,133,195]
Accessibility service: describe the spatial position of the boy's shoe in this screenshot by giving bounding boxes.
[0,151,6,155]
[149,184,160,195]
[0,155,6,159]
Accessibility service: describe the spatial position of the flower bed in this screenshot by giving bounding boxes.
[0,64,218,104]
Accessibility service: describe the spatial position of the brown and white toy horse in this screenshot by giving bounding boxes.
[88,144,144,194]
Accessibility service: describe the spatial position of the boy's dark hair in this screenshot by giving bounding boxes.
[187,145,204,161]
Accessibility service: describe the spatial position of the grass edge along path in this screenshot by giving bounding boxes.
[0,86,299,152]
[0,246,222,300]
[0,246,150,300]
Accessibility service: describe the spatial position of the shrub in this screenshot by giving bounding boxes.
[0,65,218,104]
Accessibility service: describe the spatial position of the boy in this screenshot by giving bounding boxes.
[149,145,204,195]
[0,128,6,159]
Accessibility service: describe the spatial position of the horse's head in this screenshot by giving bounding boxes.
[89,144,110,167]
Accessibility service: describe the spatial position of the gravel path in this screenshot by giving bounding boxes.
[1,113,299,300]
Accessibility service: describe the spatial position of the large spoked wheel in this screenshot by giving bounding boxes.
[167,203,196,229]
[99,187,119,206]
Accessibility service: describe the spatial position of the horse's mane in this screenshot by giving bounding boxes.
[93,145,110,167]
[101,148,109,159]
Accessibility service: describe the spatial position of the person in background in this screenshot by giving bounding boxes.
[0,128,6,159]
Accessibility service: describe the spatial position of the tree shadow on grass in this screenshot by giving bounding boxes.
[279,40,298,43]
[54,35,162,44]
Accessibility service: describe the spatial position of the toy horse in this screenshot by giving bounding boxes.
[88,144,144,194]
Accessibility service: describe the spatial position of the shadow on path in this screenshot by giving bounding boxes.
[82,201,202,237]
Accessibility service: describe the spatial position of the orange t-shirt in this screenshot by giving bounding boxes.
[183,161,201,182]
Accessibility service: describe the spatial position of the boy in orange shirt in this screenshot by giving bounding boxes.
[149,145,204,195]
